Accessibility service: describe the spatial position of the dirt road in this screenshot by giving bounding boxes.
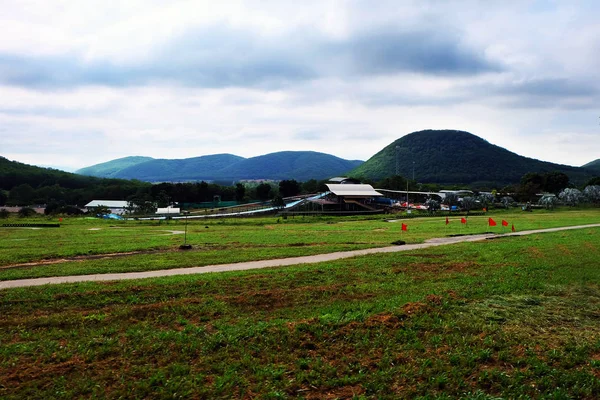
[1,223,599,290]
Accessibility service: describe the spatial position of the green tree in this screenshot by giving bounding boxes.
[127,195,157,215]
[518,173,544,202]
[543,171,569,194]
[18,207,37,217]
[235,183,246,202]
[44,201,66,215]
[9,184,35,206]
[271,195,285,209]
[586,177,600,187]
[0,190,7,206]
[279,180,301,198]
[256,183,273,201]
[301,179,319,194]
[155,191,171,208]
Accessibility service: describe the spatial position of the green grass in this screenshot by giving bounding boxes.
[0,208,599,281]
[1,226,600,398]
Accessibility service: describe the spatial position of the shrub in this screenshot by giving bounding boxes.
[18,207,37,218]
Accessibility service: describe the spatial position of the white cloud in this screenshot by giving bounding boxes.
[0,0,599,172]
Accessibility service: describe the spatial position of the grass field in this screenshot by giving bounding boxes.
[1,220,600,398]
[1,208,599,281]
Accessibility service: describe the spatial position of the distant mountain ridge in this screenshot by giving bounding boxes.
[77,151,364,182]
[350,129,595,186]
[583,159,600,173]
[76,156,154,178]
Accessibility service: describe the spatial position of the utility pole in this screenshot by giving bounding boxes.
[179,210,192,250]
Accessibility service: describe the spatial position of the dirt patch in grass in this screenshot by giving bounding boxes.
[219,285,374,312]
[556,245,573,255]
[525,247,546,259]
[401,302,430,316]
[393,261,479,275]
[403,253,447,259]
[1,355,88,384]
[0,249,173,270]
[303,384,365,399]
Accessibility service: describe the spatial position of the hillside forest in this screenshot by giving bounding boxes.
[2,155,600,216]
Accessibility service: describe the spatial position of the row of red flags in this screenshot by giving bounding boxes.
[401,217,516,232]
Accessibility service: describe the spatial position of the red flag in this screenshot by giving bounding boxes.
[461,217,467,224]
[401,223,408,231]
[502,220,508,227]
[488,218,497,227]
[512,224,515,232]
[445,216,449,225]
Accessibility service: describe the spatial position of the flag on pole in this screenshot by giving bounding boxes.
[512,224,516,232]
[502,220,508,227]
[461,217,467,224]
[488,218,497,227]
[401,223,408,231]
[445,216,450,225]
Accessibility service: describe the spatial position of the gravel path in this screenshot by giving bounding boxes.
[1,223,599,290]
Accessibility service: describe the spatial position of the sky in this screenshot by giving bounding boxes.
[1,0,599,172]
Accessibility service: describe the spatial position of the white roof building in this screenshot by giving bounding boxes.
[85,200,129,208]
[84,200,129,215]
[325,184,383,197]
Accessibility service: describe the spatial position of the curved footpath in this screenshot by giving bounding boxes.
[1,223,599,290]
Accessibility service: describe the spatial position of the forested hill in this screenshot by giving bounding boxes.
[110,154,246,181]
[213,152,363,181]
[349,130,594,186]
[0,156,149,206]
[583,159,600,173]
[77,151,363,182]
[76,156,154,178]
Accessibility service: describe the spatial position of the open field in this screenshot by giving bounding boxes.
[1,209,599,281]
[1,223,600,398]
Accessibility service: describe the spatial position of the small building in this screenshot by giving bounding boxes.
[155,206,181,215]
[84,200,129,215]
[324,184,383,211]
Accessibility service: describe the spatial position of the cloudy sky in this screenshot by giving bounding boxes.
[1,0,599,171]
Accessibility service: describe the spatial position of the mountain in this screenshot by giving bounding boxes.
[214,151,363,181]
[0,156,149,206]
[349,130,594,186]
[111,154,245,182]
[76,156,154,178]
[583,159,600,174]
[77,151,363,182]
